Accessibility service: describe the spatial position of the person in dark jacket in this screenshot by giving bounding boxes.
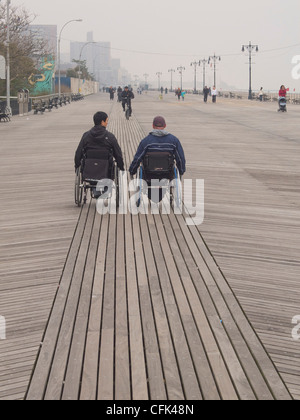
[75,112,124,197]
[129,116,186,177]
[109,86,115,101]
[121,86,135,116]
[203,86,209,103]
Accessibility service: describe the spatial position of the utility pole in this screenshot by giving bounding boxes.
[177,66,185,91]
[143,73,149,88]
[199,58,208,90]
[242,41,259,100]
[168,69,175,92]
[78,41,96,93]
[190,61,200,94]
[156,72,162,91]
[5,0,11,114]
[58,19,82,97]
[208,54,221,87]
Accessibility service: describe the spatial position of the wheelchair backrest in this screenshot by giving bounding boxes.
[143,152,175,173]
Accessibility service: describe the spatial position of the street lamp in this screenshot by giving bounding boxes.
[177,66,185,91]
[156,72,162,91]
[199,58,208,90]
[190,61,200,94]
[143,73,149,88]
[58,19,83,97]
[4,0,11,115]
[78,41,96,93]
[242,41,259,100]
[208,54,221,87]
[168,69,175,92]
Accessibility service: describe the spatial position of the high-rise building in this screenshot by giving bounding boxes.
[29,25,57,58]
[70,32,126,86]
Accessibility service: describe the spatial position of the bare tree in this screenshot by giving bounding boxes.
[0,3,52,95]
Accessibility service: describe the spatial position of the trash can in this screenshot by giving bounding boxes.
[18,89,25,116]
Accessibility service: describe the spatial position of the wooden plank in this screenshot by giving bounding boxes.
[138,214,185,400]
[62,210,102,400]
[80,214,108,400]
[114,213,131,400]
[25,203,91,400]
[98,214,117,400]
[43,204,96,400]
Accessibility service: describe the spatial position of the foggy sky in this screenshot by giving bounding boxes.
[11,0,300,91]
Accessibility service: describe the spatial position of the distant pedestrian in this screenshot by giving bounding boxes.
[211,86,218,103]
[109,86,115,101]
[176,88,181,101]
[258,87,264,102]
[203,86,209,103]
[117,86,122,102]
[181,90,186,101]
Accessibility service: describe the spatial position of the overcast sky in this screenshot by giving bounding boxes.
[12,0,300,91]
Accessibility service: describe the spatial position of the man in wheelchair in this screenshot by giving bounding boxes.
[129,116,186,203]
[75,111,124,199]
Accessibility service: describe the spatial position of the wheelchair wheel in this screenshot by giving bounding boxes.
[114,163,120,209]
[136,167,143,208]
[75,168,83,207]
[173,168,182,209]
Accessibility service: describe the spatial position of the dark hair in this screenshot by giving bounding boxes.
[153,116,166,128]
[94,112,108,126]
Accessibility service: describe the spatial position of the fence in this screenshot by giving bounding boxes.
[0,97,32,116]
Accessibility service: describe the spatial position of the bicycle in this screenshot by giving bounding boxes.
[124,99,132,120]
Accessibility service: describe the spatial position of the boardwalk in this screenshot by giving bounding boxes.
[0,92,300,400]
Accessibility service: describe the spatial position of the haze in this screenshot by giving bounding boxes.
[12,0,300,91]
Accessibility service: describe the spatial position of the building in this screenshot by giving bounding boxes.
[29,25,57,58]
[70,32,130,87]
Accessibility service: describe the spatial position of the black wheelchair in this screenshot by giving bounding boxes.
[135,151,182,208]
[75,151,120,207]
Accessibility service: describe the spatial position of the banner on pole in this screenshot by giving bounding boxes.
[0,56,6,80]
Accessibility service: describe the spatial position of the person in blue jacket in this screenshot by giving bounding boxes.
[129,116,186,177]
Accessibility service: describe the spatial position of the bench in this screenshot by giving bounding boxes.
[0,108,11,122]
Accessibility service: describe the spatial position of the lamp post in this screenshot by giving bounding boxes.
[208,54,221,87]
[199,58,208,90]
[143,73,149,88]
[177,66,185,91]
[58,19,82,97]
[190,61,200,94]
[4,0,11,115]
[168,69,175,92]
[156,72,162,91]
[242,41,259,100]
[78,41,96,93]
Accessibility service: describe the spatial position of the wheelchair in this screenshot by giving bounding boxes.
[75,153,120,207]
[135,151,182,209]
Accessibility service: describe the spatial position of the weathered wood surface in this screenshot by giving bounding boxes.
[1,92,299,400]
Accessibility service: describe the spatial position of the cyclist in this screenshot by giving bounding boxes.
[121,86,135,116]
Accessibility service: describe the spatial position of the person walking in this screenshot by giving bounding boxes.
[203,86,209,103]
[117,86,122,102]
[211,86,218,103]
[258,87,264,102]
[109,86,115,101]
